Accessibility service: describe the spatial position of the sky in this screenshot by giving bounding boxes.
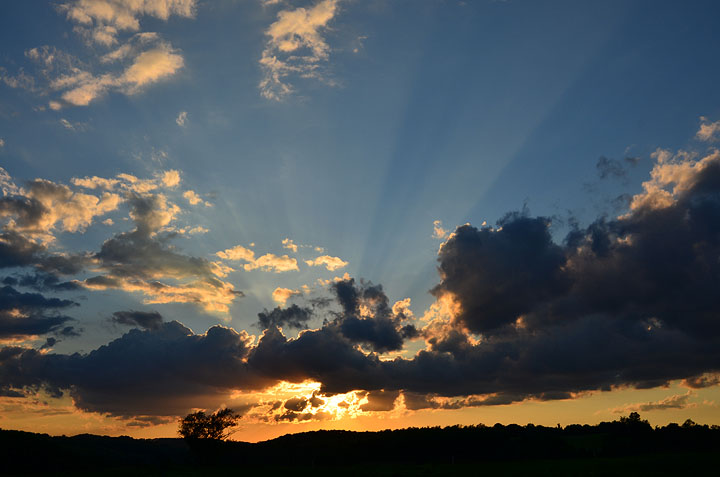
[1,0,720,442]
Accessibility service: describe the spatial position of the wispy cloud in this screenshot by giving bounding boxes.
[175,110,187,126]
[697,116,720,142]
[59,0,196,46]
[609,392,696,414]
[2,1,194,109]
[259,0,340,100]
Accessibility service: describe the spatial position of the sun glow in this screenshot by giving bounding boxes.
[231,381,376,424]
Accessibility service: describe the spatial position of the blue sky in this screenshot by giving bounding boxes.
[2,0,720,438]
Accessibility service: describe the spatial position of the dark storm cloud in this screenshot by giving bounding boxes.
[360,390,400,412]
[0,285,77,339]
[329,279,418,352]
[0,230,89,275]
[0,321,268,417]
[432,214,567,335]
[258,304,313,330]
[111,310,163,330]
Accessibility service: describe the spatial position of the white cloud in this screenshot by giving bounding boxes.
[176,110,187,126]
[259,0,340,100]
[305,254,348,271]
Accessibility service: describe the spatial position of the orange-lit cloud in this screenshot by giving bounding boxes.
[272,287,302,305]
[305,255,348,271]
[696,116,720,142]
[217,244,299,272]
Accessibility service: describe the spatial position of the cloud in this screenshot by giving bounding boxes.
[182,190,211,207]
[55,42,184,106]
[305,255,348,271]
[259,0,340,100]
[610,392,695,414]
[258,304,313,330]
[86,194,242,313]
[281,237,298,252]
[272,287,301,305]
[3,272,81,292]
[217,244,299,272]
[59,0,197,46]
[432,220,448,239]
[120,44,183,91]
[596,156,627,179]
[0,285,78,340]
[360,389,399,412]
[111,310,163,330]
[0,321,265,417]
[1,168,122,241]
[5,123,720,418]
[0,139,4,148]
[2,3,193,108]
[176,111,187,127]
[696,116,720,142]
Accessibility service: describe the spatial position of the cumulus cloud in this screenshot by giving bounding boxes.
[1,167,240,314]
[1,168,121,242]
[305,255,348,271]
[259,0,340,100]
[0,321,264,416]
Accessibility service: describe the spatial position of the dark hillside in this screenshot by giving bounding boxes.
[2,416,718,475]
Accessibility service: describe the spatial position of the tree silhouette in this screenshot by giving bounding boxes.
[179,408,241,441]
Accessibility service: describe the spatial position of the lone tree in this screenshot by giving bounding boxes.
[179,408,241,440]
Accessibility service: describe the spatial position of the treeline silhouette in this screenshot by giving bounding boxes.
[2,414,718,474]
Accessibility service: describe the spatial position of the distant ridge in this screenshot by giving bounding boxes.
[2,417,718,475]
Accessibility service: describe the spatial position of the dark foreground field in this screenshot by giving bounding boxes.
[2,417,718,475]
